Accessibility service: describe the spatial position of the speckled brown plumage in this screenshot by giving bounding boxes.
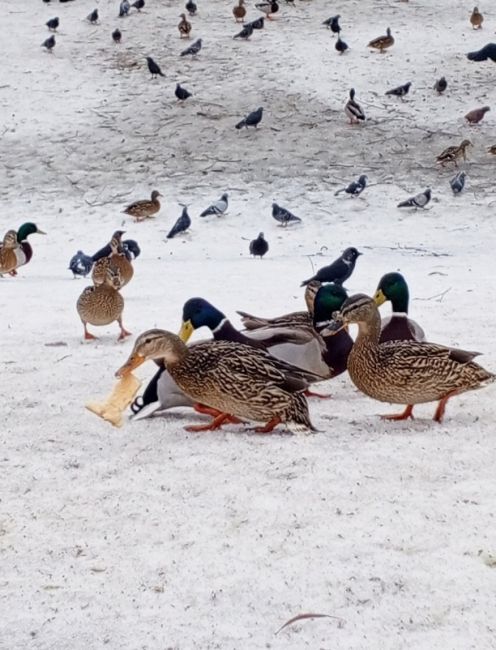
[92,231,133,287]
[233,0,246,21]
[368,27,394,53]
[178,13,192,37]
[0,230,19,274]
[123,190,161,221]
[436,139,472,168]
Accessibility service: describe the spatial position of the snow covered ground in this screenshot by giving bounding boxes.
[2,0,496,647]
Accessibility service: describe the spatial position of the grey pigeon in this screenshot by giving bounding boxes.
[200,193,228,217]
[181,38,202,56]
[272,202,301,226]
[46,17,59,31]
[335,174,368,197]
[167,207,191,238]
[235,106,263,129]
[246,17,264,29]
[249,232,269,258]
[397,188,431,209]
[434,76,447,94]
[385,81,412,98]
[112,28,122,43]
[301,247,362,286]
[146,56,165,78]
[69,251,93,278]
[119,0,130,16]
[234,24,254,39]
[450,171,466,195]
[87,9,99,23]
[42,35,56,51]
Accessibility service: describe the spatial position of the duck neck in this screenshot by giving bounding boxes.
[354,309,382,348]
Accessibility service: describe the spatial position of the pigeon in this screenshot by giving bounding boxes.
[112,28,122,43]
[434,76,447,94]
[92,239,141,262]
[235,106,263,129]
[249,232,269,258]
[42,35,56,51]
[166,207,191,238]
[334,174,368,197]
[450,171,466,195]
[301,247,362,287]
[323,15,340,34]
[180,38,202,57]
[335,36,348,54]
[246,16,264,29]
[200,193,228,217]
[186,0,197,15]
[87,9,99,23]
[397,188,431,209]
[119,0,130,16]
[69,251,94,278]
[132,0,145,10]
[465,106,490,124]
[234,24,254,39]
[46,17,59,31]
[175,83,192,101]
[146,56,165,78]
[467,43,496,62]
[345,88,365,124]
[385,81,412,98]
[272,202,302,227]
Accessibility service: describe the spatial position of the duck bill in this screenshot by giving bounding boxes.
[36,228,47,235]
[373,289,386,306]
[178,320,194,343]
[320,320,345,337]
[115,353,146,378]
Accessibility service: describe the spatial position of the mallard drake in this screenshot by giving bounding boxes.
[92,231,134,287]
[345,88,365,124]
[178,13,192,38]
[0,230,20,275]
[436,140,472,168]
[255,0,278,19]
[77,265,131,341]
[0,222,45,276]
[470,6,483,29]
[123,190,162,221]
[326,294,494,422]
[368,27,394,53]
[233,0,246,22]
[117,330,315,433]
[373,273,425,343]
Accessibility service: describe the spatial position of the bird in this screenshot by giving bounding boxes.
[112,28,122,43]
[368,27,394,53]
[249,232,269,258]
[345,88,365,124]
[385,81,412,99]
[255,0,278,19]
[323,15,340,34]
[92,237,141,264]
[166,207,191,238]
[0,223,46,276]
[436,140,472,168]
[185,0,197,15]
[92,231,134,288]
[119,0,130,17]
[246,16,264,29]
[467,43,496,62]
[450,171,466,195]
[334,174,368,197]
[470,6,483,29]
[235,106,263,129]
[123,190,162,221]
[335,36,349,54]
[301,247,361,287]
[175,83,192,101]
[233,0,246,22]
[488,145,496,155]
[131,0,145,10]
[116,331,316,433]
[200,193,228,217]
[87,9,99,24]
[325,294,494,423]
[69,251,94,278]
[234,24,254,39]
[373,273,425,343]
[0,231,20,275]
[42,35,56,52]
[272,202,302,227]
[146,57,165,78]
[397,188,431,209]
[46,17,59,31]
[434,76,447,94]
[178,13,192,38]
[180,38,202,56]
[465,106,490,124]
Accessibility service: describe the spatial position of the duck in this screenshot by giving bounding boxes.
[470,6,483,29]
[178,13,192,38]
[92,231,134,287]
[117,330,315,433]
[233,0,246,22]
[488,145,496,155]
[255,0,278,19]
[345,88,365,124]
[77,265,131,341]
[123,190,162,222]
[436,139,472,168]
[0,222,46,276]
[368,27,394,53]
[373,273,425,343]
[326,294,494,422]
[0,230,20,275]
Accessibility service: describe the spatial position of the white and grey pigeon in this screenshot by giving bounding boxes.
[272,202,302,226]
[397,188,431,209]
[450,171,466,195]
[335,174,368,197]
[200,193,228,217]
[69,250,94,278]
[180,38,202,57]
[119,0,130,16]
[166,206,191,238]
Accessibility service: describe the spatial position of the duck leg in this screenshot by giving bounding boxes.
[252,417,282,433]
[304,389,332,400]
[193,403,241,423]
[117,318,132,341]
[83,323,98,340]
[185,412,233,432]
[380,404,414,420]
[433,390,460,423]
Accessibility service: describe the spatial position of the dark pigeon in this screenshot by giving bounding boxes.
[301,247,362,287]
[272,202,302,227]
[112,28,122,43]
[87,9,99,23]
[323,15,340,34]
[175,83,192,101]
[249,232,269,258]
[166,207,191,238]
[434,76,447,94]
[69,251,94,278]
[234,24,254,39]
[42,35,56,51]
[467,43,496,62]
[335,174,368,197]
[146,56,165,78]
[92,238,140,262]
[131,0,145,10]
[46,17,59,31]
[335,36,348,54]
[246,17,264,29]
[181,38,202,56]
[186,0,197,15]
[235,106,263,129]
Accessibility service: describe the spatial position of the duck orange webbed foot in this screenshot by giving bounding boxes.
[185,412,236,432]
[249,417,282,434]
[193,404,241,423]
[304,389,332,399]
[380,404,414,421]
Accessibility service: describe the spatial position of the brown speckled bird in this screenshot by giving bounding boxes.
[436,139,472,168]
[233,0,246,22]
[470,6,483,29]
[368,27,394,53]
[465,105,490,124]
[487,144,496,155]
[178,13,192,38]
[0,230,19,275]
[123,190,162,221]
[92,231,134,288]
[327,294,494,422]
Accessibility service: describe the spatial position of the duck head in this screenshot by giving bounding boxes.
[116,329,186,376]
[374,272,409,313]
[179,297,225,342]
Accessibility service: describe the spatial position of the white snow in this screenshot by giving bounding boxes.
[2,0,496,648]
